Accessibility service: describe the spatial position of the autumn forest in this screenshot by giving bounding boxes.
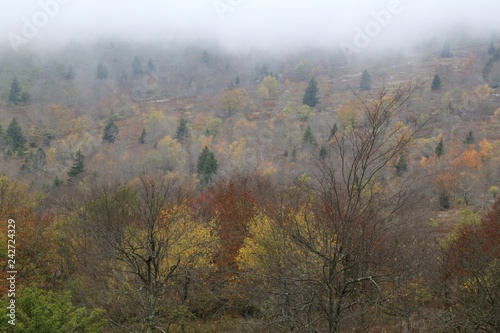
[0,34,500,333]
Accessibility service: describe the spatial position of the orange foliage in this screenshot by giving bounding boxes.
[451,149,482,170]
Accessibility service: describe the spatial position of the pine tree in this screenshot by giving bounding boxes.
[147,58,155,72]
[8,76,22,105]
[394,155,408,176]
[329,123,338,141]
[464,131,474,145]
[488,41,496,55]
[441,42,453,58]
[103,118,119,143]
[65,65,75,80]
[96,63,109,80]
[202,50,210,65]
[291,146,297,162]
[360,69,372,91]
[6,118,26,156]
[175,118,190,144]
[132,56,143,77]
[302,77,319,107]
[197,146,218,186]
[0,124,6,152]
[435,137,444,157]
[139,128,146,144]
[67,149,85,180]
[320,146,327,160]
[302,125,317,146]
[431,74,442,91]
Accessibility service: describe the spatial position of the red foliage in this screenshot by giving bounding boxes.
[446,199,500,278]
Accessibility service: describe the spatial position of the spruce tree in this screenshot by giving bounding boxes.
[65,65,75,80]
[302,125,317,146]
[431,74,442,91]
[6,118,26,156]
[103,118,119,143]
[0,124,6,152]
[8,76,22,105]
[328,123,338,141]
[96,63,109,80]
[488,41,496,55]
[320,146,327,160]
[132,56,143,77]
[197,146,218,186]
[302,77,319,107]
[464,131,474,145]
[147,58,155,72]
[175,118,190,144]
[360,69,372,91]
[435,138,444,157]
[441,42,453,58]
[394,155,408,176]
[68,149,85,180]
[139,128,146,144]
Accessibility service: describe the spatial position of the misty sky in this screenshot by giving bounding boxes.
[2,0,500,52]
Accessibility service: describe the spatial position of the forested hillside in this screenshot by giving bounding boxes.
[0,36,499,332]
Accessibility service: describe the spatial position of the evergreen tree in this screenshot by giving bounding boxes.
[197,146,218,186]
[394,155,408,176]
[139,128,146,144]
[431,74,442,91]
[8,76,22,105]
[360,69,372,91]
[96,63,109,80]
[488,41,496,55]
[302,77,319,107]
[320,146,327,160]
[435,137,445,157]
[328,123,338,141]
[132,56,143,77]
[441,42,453,58]
[6,118,26,156]
[464,130,474,145]
[291,146,297,162]
[302,125,317,146]
[65,65,75,80]
[202,50,210,65]
[67,149,85,180]
[103,118,119,143]
[147,58,155,72]
[0,124,6,152]
[235,76,240,85]
[175,118,190,144]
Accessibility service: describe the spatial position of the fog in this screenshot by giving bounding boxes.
[2,0,500,53]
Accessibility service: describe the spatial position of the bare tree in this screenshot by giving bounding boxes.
[239,84,429,332]
[65,174,215,333]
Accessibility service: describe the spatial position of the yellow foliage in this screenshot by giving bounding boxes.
[337,99,364,127]
[219,88,255,114]
[479,138,492,160]
[258,76,279,100]
[256,160,277,177]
